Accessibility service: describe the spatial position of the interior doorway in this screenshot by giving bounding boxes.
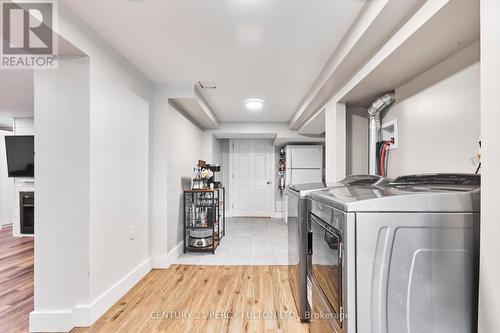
[0,71,35,333]
[231,139,273,217]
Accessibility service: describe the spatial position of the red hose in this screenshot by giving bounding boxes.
[380,141,391,176]
[380,143,387,176]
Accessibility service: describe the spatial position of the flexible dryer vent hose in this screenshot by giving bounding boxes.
[368,92,396,175]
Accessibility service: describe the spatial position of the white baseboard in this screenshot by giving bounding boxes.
[271,212,282,219]
[170,241,183,262]
[30,258,153,332]
[29,310,74,332]
[152,254,170,269]
[152,241,184,268]
[29,247,186,332]
[73,258,152,327]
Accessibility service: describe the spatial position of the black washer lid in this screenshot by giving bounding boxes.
[391,173,480,187]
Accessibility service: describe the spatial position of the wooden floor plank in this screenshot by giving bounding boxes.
[73,265,309,333]
[0,224,34,333]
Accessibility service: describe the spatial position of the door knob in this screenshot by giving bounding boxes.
[267,181,271,185]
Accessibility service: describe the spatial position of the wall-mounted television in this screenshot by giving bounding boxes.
[5,135,34,178]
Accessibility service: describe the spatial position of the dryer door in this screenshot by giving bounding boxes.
[309,213,345,332]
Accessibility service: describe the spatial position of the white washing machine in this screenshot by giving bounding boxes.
[307,174,480,333]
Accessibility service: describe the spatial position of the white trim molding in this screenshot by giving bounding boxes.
[30,258,153,332]
[73,258,152,327]
[29,311,75,333]
[152,241,184,269]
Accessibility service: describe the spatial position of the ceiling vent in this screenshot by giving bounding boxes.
[198,81,217,89]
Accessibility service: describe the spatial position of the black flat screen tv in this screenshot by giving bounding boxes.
[5,135,34,178]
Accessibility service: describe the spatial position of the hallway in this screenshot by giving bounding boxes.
[175,218,288,266]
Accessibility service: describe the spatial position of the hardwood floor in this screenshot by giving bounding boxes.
[0,224,34,333]
[73,265,310,333]
[0,226,310,333]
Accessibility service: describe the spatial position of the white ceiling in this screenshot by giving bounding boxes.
[298,109,325,135]
[61,0,366,122]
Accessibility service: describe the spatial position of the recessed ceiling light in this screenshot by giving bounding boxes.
[244,98,265,110]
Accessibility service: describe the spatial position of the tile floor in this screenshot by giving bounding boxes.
[174,217,289,265]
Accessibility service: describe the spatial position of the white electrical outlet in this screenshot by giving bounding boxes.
[381,119,399,150]
[129,225,136,240]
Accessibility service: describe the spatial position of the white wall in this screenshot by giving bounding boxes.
[165,103,206,253]
[31,2,153,331]
[325,102,346,182]
[60,4,153,318]
[346,107,368,175]
[13,118,35,135]
[0,130,14,226]
[211,122,290,138]
[211,136,223,166]
[221,139,230,213]
[479,0,500,332]
[151,85,208,260]
[33,57,90,331]
[149,85,176,265]
[380,43,480,178]
[88,60,150,304]
[208,121,325,146]
[344,43,480,179]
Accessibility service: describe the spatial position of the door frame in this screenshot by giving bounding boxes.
[228,138,276,218]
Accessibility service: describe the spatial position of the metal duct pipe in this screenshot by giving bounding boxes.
[368,92,396,175]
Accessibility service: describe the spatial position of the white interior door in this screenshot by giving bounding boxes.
[232,139,271,217]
